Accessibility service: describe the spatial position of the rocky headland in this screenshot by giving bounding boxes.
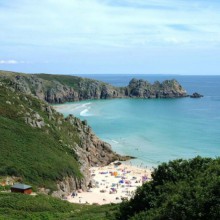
[0,70,188,104]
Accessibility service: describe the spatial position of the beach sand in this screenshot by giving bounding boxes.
[67,162,152,205]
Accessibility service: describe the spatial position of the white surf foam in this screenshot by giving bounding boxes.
[69,102,92,110]
[80,106,92,116]
[111,139,119,144]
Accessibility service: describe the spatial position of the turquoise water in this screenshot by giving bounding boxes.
[55,75,220,167]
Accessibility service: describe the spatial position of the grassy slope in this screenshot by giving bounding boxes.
[0,72,119,220]
[36,73,105,90]
[0,193,117,220]
[0,70,23,77]
[0,83,82,190]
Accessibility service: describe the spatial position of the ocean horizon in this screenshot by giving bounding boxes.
[54,74,220,168]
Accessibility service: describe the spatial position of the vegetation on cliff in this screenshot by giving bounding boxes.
[0,193,117,219]
[0,82,81,191]
[0,78,123,195]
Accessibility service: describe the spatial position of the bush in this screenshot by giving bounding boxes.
[116,157,220,220]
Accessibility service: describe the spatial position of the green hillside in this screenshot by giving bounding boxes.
[0,193,117,220]
[36,73,103,90]
[0,82,82,190]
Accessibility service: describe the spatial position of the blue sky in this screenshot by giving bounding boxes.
[0,0,220,74]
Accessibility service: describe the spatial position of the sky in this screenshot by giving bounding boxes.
[0,0,220,75]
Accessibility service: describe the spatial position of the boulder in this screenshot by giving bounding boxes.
[190,92,203,98]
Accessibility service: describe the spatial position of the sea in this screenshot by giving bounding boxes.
[54,74,220,168]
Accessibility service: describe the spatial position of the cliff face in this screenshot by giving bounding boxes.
[0,78,128,198]
[52,115,127,196]
[0,72,124,103]
[127,78,187,98]
[0,71,187,104]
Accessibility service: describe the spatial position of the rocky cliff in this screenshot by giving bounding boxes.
[126,78,187,98]
[0,71,187,104]
[0,78,128,198]
[51,114,128,197]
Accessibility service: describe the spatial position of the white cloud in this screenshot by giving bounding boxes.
[0,60,29,64]
[0,60,18,64]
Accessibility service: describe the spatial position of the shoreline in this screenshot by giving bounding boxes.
[67,161,152,205]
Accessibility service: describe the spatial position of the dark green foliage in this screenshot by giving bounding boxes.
[0,185,11,191]
[116,157,220,220]
[0,84,82,190]
[0,193,118,220]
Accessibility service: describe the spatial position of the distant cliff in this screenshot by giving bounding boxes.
[0,71,187,104]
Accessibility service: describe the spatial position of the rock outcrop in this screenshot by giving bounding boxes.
[51,114,130,197]
[190,92,203,98]
[127,78,187,98]
[45,112,130,198]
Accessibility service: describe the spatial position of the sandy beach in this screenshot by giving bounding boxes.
[68,162,152,205]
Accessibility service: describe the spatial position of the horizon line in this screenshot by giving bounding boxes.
[1,69,220,76]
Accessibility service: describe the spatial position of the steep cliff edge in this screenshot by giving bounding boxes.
[0,80,127,198]
[0,70,187,104]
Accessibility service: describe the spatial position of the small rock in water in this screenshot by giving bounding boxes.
[190,92,203,98]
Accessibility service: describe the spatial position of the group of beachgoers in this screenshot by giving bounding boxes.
[67,161,151,205]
